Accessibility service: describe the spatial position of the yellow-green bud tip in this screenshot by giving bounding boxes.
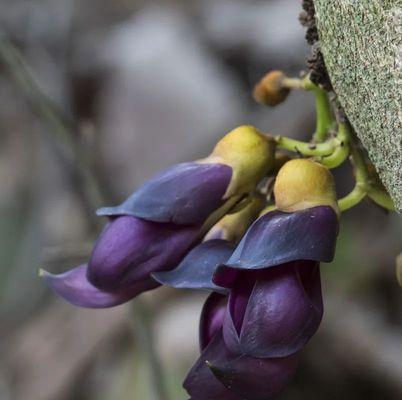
[253,71,290,107]
[205,194,265,243]
[209,126,276,197]
[274,158,339,215]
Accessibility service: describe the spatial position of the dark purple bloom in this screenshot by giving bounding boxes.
[183,206,338,399]
[184,293,299,400]
[97,162,232,225]
[211,206,338,358]
[42,162,234,307]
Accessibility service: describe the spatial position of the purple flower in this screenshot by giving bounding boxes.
[213,206,338,358]
[42,162,232,308]
[42,126,275,308]
[184,293,299,400]
[182,205,338,399]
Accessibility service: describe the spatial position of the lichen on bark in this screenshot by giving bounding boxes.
[313,0,402,211]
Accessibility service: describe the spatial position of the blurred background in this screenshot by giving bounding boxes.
[0,1,401,399]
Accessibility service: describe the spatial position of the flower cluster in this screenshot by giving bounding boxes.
[156,158,339,399]
[41,126,275,308]
[42,119,340,398]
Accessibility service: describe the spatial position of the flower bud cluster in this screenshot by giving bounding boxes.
[43,109,340,398]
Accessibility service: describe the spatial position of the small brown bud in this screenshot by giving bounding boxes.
[253,71,290,107]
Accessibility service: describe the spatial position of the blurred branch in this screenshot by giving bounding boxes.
[0,29,168,400]
[0,29,104,229]
[131,301,168,400]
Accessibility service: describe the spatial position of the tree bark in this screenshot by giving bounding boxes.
[313,0,402,211]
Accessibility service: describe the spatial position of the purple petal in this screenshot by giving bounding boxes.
[184,334,243,400]
[223,261,323,358]
[213,268,238,289]
[88,216,200,290]
[97,162,232,225]
[184,332,298,400]
[152,240,233,294]
[218,206,338,275]
[41,264,159,308]
[199,293,228,350]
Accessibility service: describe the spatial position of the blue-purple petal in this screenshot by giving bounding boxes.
[97,162,232,225]
[199,292,228,351]
[184,332,298,400]
[41,264,159,308]
[152,240,233,294]
[88,216,200,290]
[217,206,338,276]
[223,261,323,358]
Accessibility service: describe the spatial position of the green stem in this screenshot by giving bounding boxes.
[367,187,395,211]
[282,76,315,90]
[282,76,334,142]
[338,136,395,212]
[316,123,350,169]
[337,124,373,212]
[275,135,336,156]
[313,88,333,142]
[338,185,366,212]
[318,143,349,169]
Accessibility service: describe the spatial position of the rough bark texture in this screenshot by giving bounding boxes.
[313,0,402,211]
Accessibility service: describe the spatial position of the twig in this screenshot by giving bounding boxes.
[0,29,104,229]
[0,29,168,400]
[131,301,168,400]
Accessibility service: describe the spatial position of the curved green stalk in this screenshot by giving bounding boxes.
[275,135,336,156]
[282,75,334,142]
[336,124,394,213]
[367,187,395,211]
[312,88,333,142]
[318,142,349,169]
[316,123,350,168]
[338,185,366,212]
[337,125,369,211]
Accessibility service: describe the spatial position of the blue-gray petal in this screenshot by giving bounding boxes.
[152,240,233,294]
[97,162,232,225]
[41,264,159,308]
[218,206,338,274]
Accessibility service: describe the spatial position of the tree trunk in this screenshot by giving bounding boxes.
[313,0,402,211]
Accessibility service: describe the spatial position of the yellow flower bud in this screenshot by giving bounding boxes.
[205,125,276,197]
[253,71,290,107]
[274,159,339,214]
[204,194,265,243]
